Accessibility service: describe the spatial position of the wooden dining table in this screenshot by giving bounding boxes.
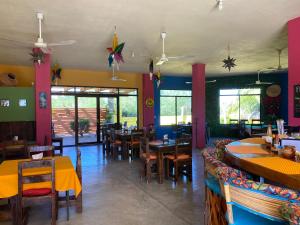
[225,138,300,190]
[149,139,191,184]
[0,156,82,225]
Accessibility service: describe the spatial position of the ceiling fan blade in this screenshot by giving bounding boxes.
[40,47,52,54]
[0,36,33,47]
[206,80,217,83]
[260,82,273,85]
[156,60,165,66]
[48,40,76,47]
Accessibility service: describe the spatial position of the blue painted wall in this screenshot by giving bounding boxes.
[154,72,288,138]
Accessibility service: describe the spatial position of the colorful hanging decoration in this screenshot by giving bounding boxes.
[30,50,45,65]
[51,63,62,84]
[149,59,154,80]
[153,69,161,88]
[222,44,236,72]
[107,26,125,69]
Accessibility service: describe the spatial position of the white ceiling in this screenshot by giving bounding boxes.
[0,0,298,76]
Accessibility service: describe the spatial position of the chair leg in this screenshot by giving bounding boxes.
[166,159,170,179]
[146,162,151,183]
[174,162,179,183]
[66,191,70,221]
[52,193,57,225]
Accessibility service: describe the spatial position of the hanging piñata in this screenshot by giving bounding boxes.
[51,63,62,84]
[107,26,125,69]
[153,69,161,88]
[30,50,45,65]
[222,44,236,72]
[149,59,154,80]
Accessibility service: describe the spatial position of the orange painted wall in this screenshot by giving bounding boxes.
[0,64,143,127]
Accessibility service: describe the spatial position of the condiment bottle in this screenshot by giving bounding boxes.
[267,125,273,137]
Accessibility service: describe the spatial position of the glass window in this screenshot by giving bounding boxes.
[177,97,192,124]
[160,90,192,125]
[161,90,192,96]
[119,96,138,128]
[160,97,176,125]
[219,88,261,124]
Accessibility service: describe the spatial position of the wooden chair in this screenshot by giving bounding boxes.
[2,140,28,160]
[27,145,55,158]
[102,127,111,156]
[165,137,192,182]
[222,182,288,225]
[139,137,158,183]
[127,131,143,159]
[110,129,123,160]
[75,147,82,213]
[18,159,57,225]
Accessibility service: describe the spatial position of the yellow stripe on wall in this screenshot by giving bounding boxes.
[0,64,143,127]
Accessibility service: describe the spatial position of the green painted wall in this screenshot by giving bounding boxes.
[206,72,288,137]
[0,87,35,122]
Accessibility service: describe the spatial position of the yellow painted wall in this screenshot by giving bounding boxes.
[0,64,143,127]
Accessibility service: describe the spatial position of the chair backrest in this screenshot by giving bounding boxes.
[76,147,82,183]
[175,137,192,158]
[139,137,150,158]
[27,145,54,158]
[131,131,143,142]
[18,159,55,195]
[223,183,288,224]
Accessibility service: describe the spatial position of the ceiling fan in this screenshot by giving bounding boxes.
[185,80,217,85]
[247,70,273,86]
[156,32,192,66]
[0,12,76,54]
[266,48,288,72]
[211,0,223,11]
[111,63,126,82]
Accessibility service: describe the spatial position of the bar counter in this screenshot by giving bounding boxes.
[225,138,300,190]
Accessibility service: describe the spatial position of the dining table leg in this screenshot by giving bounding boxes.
[158,152,164,184]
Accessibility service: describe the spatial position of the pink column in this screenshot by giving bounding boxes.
[192,64,206,149]
[35,53,52,145]
[142,74,154,127]
[288,17,300,126]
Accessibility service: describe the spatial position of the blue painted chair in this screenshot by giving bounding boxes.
[223,183,289,225]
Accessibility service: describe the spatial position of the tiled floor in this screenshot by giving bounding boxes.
[3,145,205,225]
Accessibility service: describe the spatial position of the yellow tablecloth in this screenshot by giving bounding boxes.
[244,157,300,175]
[0,156,82,198]
[226,145,269,155]
[239,138,266,145]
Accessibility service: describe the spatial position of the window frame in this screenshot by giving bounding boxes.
[219,88,261,125]
[160,90,192,126]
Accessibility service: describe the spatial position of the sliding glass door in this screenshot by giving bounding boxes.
[51,86,138,146]
[76,96,98,144]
